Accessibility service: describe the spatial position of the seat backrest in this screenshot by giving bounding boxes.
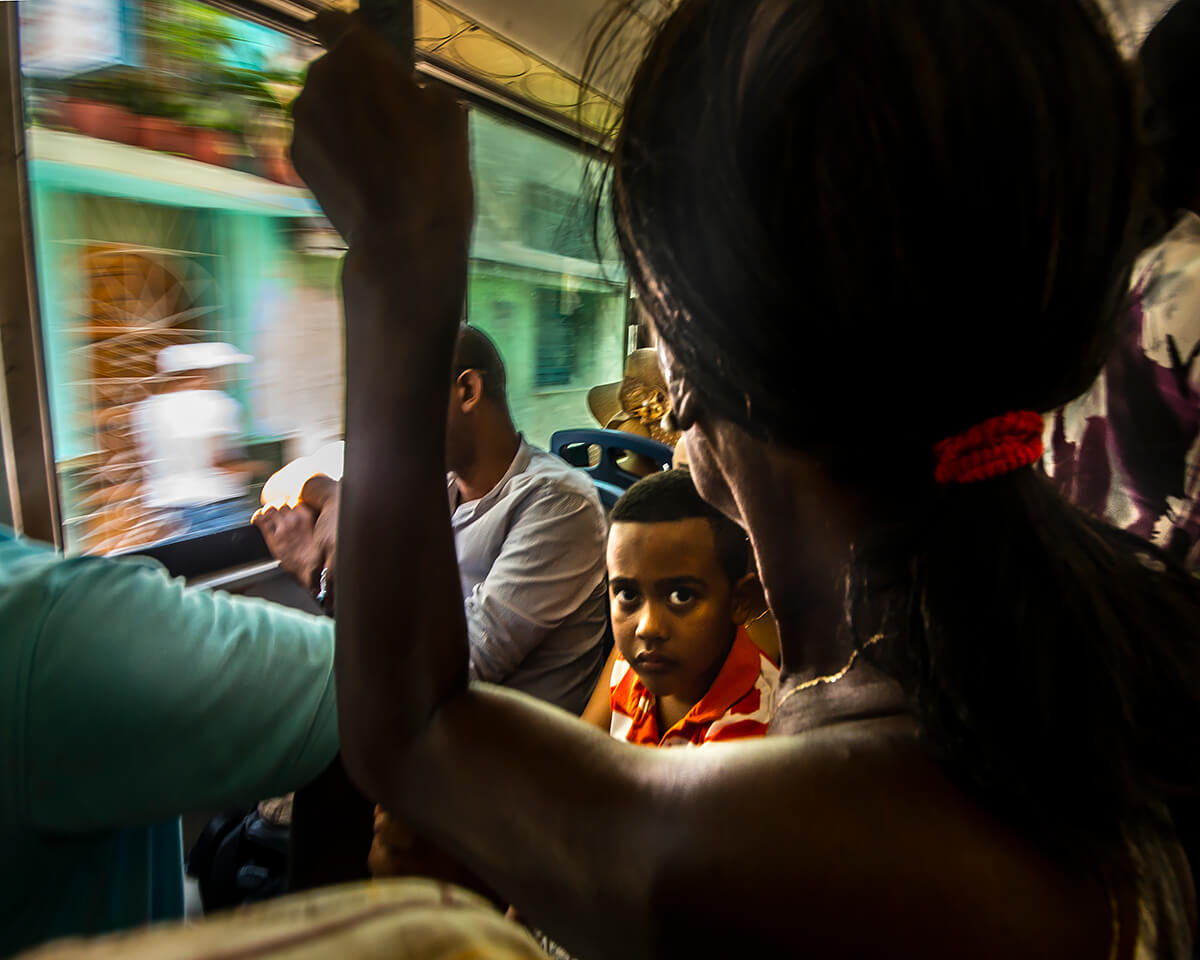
[549,429,673,502]
[592,480,624,510]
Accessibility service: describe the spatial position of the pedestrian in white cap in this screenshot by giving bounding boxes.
[134,341,259,538]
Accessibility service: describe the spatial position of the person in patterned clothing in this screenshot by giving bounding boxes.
[1045,0,1200,568]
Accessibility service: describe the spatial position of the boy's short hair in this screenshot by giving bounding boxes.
[610,469,748,584]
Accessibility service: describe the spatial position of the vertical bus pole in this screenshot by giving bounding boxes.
[357,0,414,68]
[353,0,468,327]
[287,1,418,898]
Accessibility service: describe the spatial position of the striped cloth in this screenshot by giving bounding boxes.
[609,627,779,747]
[19,880,546,960]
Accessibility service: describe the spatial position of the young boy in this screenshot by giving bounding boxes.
[590,469,779,747]
[372,470,774,887]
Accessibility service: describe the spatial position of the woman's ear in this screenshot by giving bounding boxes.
[731,571,766,625]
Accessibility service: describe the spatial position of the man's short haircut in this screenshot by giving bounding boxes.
[453,325,507,403]
[610,468,748,584]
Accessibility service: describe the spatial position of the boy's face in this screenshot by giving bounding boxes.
[607,518,738,708]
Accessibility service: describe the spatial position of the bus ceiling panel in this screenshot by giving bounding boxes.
[295,0,1167,78]
[202,0,641,142]
[207,0,1174,141]
[435,0,664,92]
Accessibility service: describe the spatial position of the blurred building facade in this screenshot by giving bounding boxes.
[19,0,629,553]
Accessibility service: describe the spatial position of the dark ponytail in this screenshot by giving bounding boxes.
[852,468,1199,946]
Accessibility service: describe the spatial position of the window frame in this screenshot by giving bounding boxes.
[0,4,62,548]
[1,0,624,578]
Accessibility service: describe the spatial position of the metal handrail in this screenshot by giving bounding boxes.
[199,0,611,148]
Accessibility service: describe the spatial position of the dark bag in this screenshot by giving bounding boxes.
[186,806,291,912]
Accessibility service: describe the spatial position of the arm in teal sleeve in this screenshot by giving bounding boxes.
[24,555,338,833]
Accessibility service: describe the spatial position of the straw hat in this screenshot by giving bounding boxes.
[587,349,680,447]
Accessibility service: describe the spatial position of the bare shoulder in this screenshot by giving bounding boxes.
[636,720,1110,959]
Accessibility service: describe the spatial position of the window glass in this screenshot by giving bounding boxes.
[19,0,628,556]
[20,0,336,554]
[468,111,629,450]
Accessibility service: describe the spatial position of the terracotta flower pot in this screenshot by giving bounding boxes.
[257,142,305,186]
[189,128,235,167]
[137,116,194,156]
[62,98,140,145]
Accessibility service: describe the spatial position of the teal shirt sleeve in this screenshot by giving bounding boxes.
[24,554,337,833]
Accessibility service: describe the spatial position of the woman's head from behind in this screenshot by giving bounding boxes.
[609,0,1147,504]
[602,4,1200,941]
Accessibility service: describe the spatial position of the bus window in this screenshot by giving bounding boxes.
[467,109,628,449]
[17,0,629,559]
[19,0,335,555]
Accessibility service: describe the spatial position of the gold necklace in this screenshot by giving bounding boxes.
[774,633,884,711]
[743,608,771,627]
[774,636,1124,958]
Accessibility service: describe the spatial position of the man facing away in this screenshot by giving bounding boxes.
[257,325,608,714]
[0,526,338,956]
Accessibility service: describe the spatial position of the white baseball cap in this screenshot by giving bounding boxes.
[157,342,253,374]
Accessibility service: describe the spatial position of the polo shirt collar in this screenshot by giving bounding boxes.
[448,437,531,524]
[681,627,763,727]
[630,627,764,743]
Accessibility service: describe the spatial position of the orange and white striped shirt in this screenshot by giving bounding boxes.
[608,628,779,747]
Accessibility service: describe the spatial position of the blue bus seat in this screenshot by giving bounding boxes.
[592,480,625,510]
[550,428,674,508]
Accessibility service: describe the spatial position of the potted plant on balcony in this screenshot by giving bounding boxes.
[52,73,141,146]
[178,101,240,167]
[139,0,299,173]
[108,73,193,155]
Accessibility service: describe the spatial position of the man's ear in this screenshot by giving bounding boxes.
[731,571,769,626]
[457,369,484,413]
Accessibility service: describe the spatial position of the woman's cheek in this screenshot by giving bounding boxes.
[684,428,741,525]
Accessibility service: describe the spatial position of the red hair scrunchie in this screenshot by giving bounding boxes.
[933,411,1045,485]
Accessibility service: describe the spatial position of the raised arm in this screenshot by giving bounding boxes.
[290,23,686,951]
[290,18,472,768]
[289,18,1109,960]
